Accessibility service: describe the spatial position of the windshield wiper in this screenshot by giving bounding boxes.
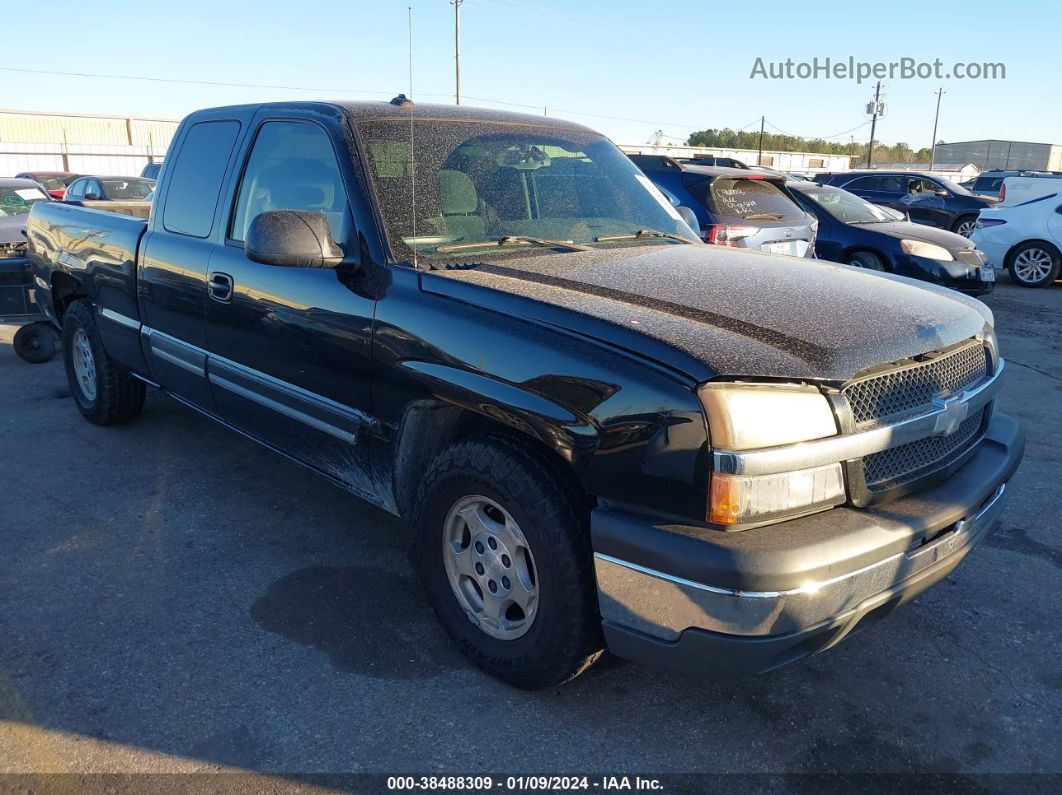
[594,229,692,244]
[435,235,590,253]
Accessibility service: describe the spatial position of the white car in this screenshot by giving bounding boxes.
[998,174,1062,207]
[970,190,1062,287]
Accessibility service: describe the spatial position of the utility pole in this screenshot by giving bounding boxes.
[930,87,944,169]
[757,116,765,166]
[452,0,463,104]
[866,81,882,168]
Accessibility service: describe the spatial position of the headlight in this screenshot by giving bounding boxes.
[699,383,846,526]
[901,239,954,261]
[699,382,838,450]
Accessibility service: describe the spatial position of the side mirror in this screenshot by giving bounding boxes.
[84,192,100,201]
[245,210,345,268]
[675,205,699,231]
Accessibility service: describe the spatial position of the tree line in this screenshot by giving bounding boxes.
[686,128,934,165]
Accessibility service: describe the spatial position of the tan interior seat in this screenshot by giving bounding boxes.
[426,169,486,241]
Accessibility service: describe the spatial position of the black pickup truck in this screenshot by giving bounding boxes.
[26,99,1024,688]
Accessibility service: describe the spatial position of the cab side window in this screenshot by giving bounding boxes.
[229,120,352,246]
[163,120,242,238]
[65,180,84,200]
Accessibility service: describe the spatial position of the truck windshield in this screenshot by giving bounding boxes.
[357,119,699,261]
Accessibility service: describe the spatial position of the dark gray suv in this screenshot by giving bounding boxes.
[631,156,817,256]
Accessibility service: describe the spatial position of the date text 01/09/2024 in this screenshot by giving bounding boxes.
[385,776,663,790]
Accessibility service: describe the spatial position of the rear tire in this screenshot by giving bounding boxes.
[848,250,885,271]
[13,322,58,364]
[1008,242,1060,288]
[414,435,604,689]
[952,215,977,238]
[62,300,145,425]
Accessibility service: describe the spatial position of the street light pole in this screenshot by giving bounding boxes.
[452,0,463,105]
[930,87,945,169]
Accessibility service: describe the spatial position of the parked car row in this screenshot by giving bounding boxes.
[630,155,995,295]
[788,181,994,295]
[23,98,1023,688]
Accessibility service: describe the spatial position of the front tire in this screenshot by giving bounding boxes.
[414,436,603,689]
[848,250,885,271]
[62,300,145,424]
[1008,242,1060,288]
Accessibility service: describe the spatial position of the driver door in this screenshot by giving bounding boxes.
[204,112,381,505]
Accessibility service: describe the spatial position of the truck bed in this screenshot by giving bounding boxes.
[27,201,148,368]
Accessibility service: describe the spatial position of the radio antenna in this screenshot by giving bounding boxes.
[407,6,418,268]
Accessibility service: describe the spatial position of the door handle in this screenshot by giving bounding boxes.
[208,271,234,303]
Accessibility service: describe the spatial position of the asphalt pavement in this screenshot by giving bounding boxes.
[0,279,1059,783]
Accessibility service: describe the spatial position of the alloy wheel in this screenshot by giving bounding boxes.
[442,494,539,640]
[71,328,97,401]
[1013,248,1054,284]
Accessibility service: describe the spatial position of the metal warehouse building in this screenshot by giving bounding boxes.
[0,109,178,176]
[933,139,1062,172]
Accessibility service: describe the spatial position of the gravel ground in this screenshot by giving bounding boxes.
[0,279,1059,785]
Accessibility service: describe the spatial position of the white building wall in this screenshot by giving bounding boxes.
[617,143,852,174]
[0,110,177,176]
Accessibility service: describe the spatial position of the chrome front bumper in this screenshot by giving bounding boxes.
[595,482,1007,641]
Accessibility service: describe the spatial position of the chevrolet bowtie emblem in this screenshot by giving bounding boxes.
[932,396,969,437]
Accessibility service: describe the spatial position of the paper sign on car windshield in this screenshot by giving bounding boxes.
[16,188,46,201]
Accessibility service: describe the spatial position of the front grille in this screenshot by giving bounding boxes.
[844,341,989,425]
[863,409,984,492]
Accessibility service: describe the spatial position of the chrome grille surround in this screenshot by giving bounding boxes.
[843,341,990,426]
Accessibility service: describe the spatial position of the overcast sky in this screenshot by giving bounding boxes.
[4,0,1057,148]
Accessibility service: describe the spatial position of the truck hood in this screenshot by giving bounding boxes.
[425,244,993,383]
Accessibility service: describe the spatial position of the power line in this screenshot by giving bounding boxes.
[0,65,417,97]
[3,65,905,146]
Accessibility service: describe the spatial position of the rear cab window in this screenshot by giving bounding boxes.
[686,176,806,223]
[162,120,242,238]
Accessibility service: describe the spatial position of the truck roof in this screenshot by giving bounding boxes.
[186,98,596,134]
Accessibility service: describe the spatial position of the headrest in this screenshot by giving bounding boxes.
[438,169,478,215]
[271,184,326,210]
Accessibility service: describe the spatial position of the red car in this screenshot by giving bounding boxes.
[14,171,79,200]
